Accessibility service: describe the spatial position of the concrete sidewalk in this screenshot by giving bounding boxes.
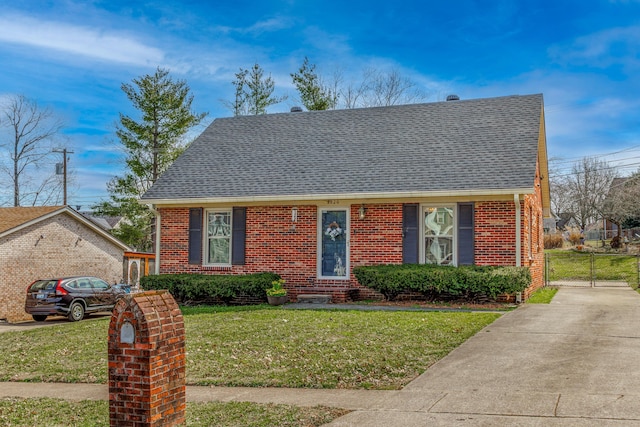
[0,381,394,410]
[3,287,640,426]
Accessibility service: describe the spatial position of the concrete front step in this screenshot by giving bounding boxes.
[297,294,332,304]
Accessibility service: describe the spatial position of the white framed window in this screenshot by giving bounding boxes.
[205,209,232,265]
[421,206,456,265]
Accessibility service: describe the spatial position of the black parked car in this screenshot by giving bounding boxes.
[25,276,130,322]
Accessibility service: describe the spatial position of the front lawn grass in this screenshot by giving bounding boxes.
[0,397,348,427]
[0,308,499,389]
[526,287,558,304]
[545,250,592,281]
[593,254,638,286]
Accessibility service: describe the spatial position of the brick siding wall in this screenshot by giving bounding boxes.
[523,165,546,297]
[474,197,545,296]
[0,214,125,322]
[159,195,545,301]
[349,204,402,300]
[474,201,517,266]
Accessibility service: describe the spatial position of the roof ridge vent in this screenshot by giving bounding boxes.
[446,94,460,101]
[290,106,303,112]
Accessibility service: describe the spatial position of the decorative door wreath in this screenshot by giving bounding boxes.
[324,221,344,240]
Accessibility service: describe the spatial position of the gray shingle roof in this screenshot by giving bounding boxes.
[142,94,544,202]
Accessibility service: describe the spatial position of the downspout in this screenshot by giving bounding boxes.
[148,204,161,275]
[514,194,522,267]
[514,194,522,303]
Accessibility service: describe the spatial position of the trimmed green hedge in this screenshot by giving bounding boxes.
[140,272,281,304]
[353,264,531,301]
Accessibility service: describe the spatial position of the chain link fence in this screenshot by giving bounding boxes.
[545,251,639,288]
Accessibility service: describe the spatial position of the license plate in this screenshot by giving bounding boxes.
[36,293,46,299]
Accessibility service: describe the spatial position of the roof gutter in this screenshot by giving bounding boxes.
[141,188,535,206]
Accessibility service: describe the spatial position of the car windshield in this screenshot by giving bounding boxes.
[29,280,58,291]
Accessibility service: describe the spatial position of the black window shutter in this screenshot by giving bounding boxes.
[188,208,203,265]
[232,207,246,265]
[458,203,474,265]
[402,204,419,264]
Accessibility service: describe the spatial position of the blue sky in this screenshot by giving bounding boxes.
[1,0,639,208]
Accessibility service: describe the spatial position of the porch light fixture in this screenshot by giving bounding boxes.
[291,207,298,223]
[358,205,366,220]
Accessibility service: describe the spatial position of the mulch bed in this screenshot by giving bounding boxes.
[358,300,516,311]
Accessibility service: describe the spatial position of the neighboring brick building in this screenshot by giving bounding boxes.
[0,206,131,322]
[141,94,551,302]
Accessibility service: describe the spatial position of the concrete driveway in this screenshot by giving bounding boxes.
[329,286,640,426]
[0,313,111,333]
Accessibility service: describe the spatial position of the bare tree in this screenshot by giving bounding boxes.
[368,68,426,107]
[0,95,63,206]
[565,157,616,230]
[340,75,368,109]
[602,174,640,237]
[30,174,65,206]
[339,67,428,109]
[548,158,575,219]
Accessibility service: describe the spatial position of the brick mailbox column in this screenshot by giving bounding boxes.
[108,290,186,426]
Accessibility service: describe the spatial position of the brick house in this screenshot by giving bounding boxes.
[0,206,131,322]
[141,94,551,302]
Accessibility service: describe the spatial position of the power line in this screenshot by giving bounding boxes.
[549,144,640,165]
[549,152,640,178]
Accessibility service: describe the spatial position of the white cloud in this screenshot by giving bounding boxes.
[246,17,293,34]
[445,68,640,160]
[214,16,294,36]
[549,26,640,72]
[0,14,165,67]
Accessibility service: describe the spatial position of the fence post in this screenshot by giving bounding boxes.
[590,252,595,288]
[544,253,549,286]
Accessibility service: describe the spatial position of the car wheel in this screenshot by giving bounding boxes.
[32,315,47,322]
[68,301,85,322]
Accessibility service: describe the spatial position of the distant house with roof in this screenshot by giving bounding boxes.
[79,211,124,231]
[141,94,551,302]
[0,206,132,322]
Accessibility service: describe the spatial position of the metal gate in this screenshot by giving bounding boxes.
[545,252,639,288]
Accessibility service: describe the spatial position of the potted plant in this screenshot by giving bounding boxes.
[266,278,288,306]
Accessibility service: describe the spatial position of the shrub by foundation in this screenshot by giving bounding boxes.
[141,272,281,304]
[353,264,531,302]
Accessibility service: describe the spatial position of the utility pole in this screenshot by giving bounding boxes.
[53,148,74,205]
